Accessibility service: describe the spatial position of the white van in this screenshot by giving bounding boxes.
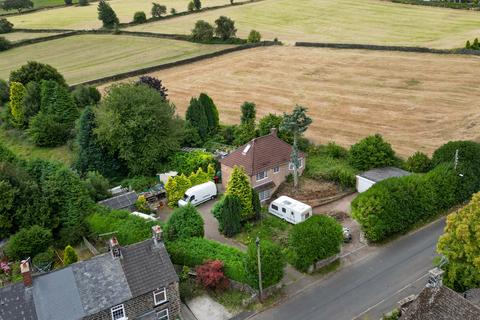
[268,196,312,224]
[178,181,217,207]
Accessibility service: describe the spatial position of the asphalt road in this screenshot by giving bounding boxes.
[251,218,446,320]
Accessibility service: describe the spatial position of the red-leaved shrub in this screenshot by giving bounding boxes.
[195,260,229,290]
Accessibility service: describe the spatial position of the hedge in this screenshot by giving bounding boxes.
[166,237,248,284]
[352,162,480,242]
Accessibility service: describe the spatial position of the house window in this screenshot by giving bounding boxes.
[256,170,267,181]
[259,190,270,201]
[111,304,126,320]
[154,288,167,306]
[273,166,280,174]
[156,309,169,320]
[289,158,304,170]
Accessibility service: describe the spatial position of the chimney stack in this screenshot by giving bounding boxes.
[109,236,122,259]
[426,267,444,288]
[152,225,163,246]
[20,259,32,287]
[270,128,277,136]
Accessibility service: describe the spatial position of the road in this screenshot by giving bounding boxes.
[250,218,445,320]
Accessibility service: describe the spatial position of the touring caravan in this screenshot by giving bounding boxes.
[268,196,312,224]
[178,181,217,207]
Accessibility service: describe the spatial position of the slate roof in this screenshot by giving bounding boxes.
[0,238,177,320]
[357,167,411,183]
[0,282,37,320]
[121,241,179,297]
[401,286,480,320]
[98,191,138,211]
[220,131,304,176]
[465,288,480,308]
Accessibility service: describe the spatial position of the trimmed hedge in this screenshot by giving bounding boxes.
[245,239,285,289]
[165,204,204,241]
[352,161,480,242]
[432,140,480,168]
[166,237,248,284]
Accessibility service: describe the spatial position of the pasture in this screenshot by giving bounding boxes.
[0,0,69,14]
[7,0,230,29]
[107,46,480,156]
[128,0,480,48]
[0,34,235,84]
[1,31,64,42]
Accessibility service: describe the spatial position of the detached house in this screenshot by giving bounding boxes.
[220,128,305,202]
[0,226,180,320]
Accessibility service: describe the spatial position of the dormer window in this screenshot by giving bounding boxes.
[111,304,127,320]
[153,288,167,305]
[256,170,267,181]
[242,144,251,155]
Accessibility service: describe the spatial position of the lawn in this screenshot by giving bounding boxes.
[112,46,480,156]
[235,213,292,248]
[0,126,73,165]
[0,34,235,84]
[0,0,70,14]
[128,0,480,48]
[1,31,64,42]
[7,0,230,29]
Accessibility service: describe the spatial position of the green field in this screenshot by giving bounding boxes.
[2,31,63,42]
[0,34,235,84]
[0,0,71,15]
[128,0,480,48]
[7,0,230,29]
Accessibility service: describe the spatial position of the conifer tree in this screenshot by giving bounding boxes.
[97,0,119,28]
[226,165,253,219]
[185,97,209,141]
[8,81,25,128]
[63,245,78,266]
[198,93,219,134]
[218,194,242,237]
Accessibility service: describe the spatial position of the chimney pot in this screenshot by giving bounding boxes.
[20,259,32,287]
[109,236,122,259]
[270,128,277,136]
[152,225,163,245]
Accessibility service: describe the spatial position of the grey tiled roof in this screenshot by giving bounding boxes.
[357,167,411,183]
[0,282,37,320]
[32,268,84,320]
[98,191,138,211]
[401,286,480,320]
[465,288,480,308]
[121,241,179,297]
[72,254,132,316]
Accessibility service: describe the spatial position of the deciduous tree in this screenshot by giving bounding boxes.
[165,204,204,241]
[348,134,396,171]
[9,61,66,87]
[191,20,214,42]
[136,76,168,100]
[151,3,167,18]
[1,0,33,13]
[214,16,236,40]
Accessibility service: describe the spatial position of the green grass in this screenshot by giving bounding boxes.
[235,212,292,248]
[0,125,73,164]
[304,153,358,189]
[1,31,63,42]
[0,0,71,15]
[128,0,480,48]
[7,0,229,29]
[0,34,236,84]
[210,288,251,312]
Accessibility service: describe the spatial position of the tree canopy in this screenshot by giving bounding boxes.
[165,204,204,241]
[225,166,253,220]
[97,0,119,28]
[9,61,67,87]
[348,134,396,171]
[1,0,33,13]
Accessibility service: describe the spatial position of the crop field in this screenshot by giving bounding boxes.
[107,46,480,156]
[2,31,63,42]
[7,0,230,29]
[128,0,480,48]
[0,34,235,84]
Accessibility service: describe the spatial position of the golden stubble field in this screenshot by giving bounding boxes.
[102,46,480,157]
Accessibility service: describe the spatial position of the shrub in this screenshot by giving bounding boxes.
[247,29,261,43]
[64,0,72,5]
[5,225,53,260]
[32,248,55,270]
[136,75,168,100]
[193,0,201,10]
[191,20,214,42]
[288,215,342,272]
[9,61,67,87]
[324,142,348,159]
[196,260,229,290]
[133,11,147,23]
[0,36,11,51]
[63,245,78,266]
[78,0,88,6]
[83,171,111,201]
[168,150,215,175]
[72,85,101,107]
[431,140,480,168]
[405,151,431,173]
[151,3,167,18]
[1,0,33,13]
[305,153,357,188]
[348,134,396,171]
[217,195,242,237]
[8,81,26,127]
[215,16,236,40]
[86,209,158,245]
[0,79,8,105]
[245,239,285,288]
[187,1,194,11]
[97,0,119,28]
[0,18,14,34]
[166,237,248,283]
[170,7,176,14]
[165,174,192,207]
[165,204,204,241]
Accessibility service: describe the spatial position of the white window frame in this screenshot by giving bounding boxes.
[256,170,268,181]
[156,308,169,320]
[111,304,126,320]
[154,288,167,306]
[273,166,280,174]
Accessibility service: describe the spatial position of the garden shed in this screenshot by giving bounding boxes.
[356,167,411,193]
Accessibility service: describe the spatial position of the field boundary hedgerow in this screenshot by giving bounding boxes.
[70,40,280,87]
[295,41,480,56]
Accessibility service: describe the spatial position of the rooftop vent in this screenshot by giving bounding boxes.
[242,144,251,155]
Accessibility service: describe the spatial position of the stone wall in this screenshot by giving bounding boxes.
[307,254,340,274]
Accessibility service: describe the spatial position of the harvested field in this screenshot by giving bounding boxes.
[0,34,235,84]
[128,0,480,48]
[104,46,480,156]
[2,31,64,42]
[7,0,229,29]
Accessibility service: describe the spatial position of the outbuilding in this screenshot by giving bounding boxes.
[356,167,411,193]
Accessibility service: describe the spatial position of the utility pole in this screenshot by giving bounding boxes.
[256,237,263,301]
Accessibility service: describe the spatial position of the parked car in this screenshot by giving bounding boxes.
[178,181,217,207]
[343,227,352,243]
[268,196,312,224]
